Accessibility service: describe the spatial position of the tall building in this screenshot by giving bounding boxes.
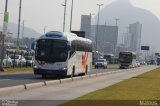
[80,15,119,55]
[91,25,118,54]
[80,15,91,39]
[129,22,142,54]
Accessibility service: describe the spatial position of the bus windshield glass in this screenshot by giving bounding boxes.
[96,59,105,62]
[35,39,68,62]
[119,54,132,63]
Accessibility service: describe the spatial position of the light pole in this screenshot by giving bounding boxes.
[44,26,46,34]
[21,20,24,46]
[16,0,22,51]
[70,0,73,32]
[62,0,67,32]
[95,4,103,58]
[0,0,8,71]
[89,13,95,38]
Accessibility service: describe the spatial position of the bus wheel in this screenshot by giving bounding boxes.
[71,66,75,77]
[42,74,46,78]
[85,65,88,74]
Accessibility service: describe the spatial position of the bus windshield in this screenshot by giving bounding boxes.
[35,39,68,62]
[119,55,132,63]
[96,59,105,62]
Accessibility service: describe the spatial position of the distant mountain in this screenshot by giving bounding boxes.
[7,23,41,38]
[99,0,160,50]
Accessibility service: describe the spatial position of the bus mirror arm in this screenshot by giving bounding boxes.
[31,45,34,50]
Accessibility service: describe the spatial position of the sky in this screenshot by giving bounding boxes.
[0,0,160,34]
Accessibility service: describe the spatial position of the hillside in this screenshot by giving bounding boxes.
[99,0,160,50]
[7,23,41,38]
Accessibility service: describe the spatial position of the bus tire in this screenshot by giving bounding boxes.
[71,66,75,77]
[85,65,88,74]
[42,74,46,78]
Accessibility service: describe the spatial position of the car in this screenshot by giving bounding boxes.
[156,58,160,65]
[10,55,26,67]
[95,59,108,69]
[140,61,145,65]
[24,56,34,66]
[136,61,140,67]
[0,55,12,68]
[150,59,156,65]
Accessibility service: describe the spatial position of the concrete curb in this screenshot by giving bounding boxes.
[60,78,73,84]
[104,71,112,75]
[0,70,128,96]
[81,75,89,79]
[72,76,82,81]
[44,80,60,86]
[89,74,97,78]
[24,82,45,90]
[0,85,25,96]
[0,66,154,96]
[96,73,103,76]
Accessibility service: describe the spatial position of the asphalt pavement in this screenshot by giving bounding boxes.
[0,65,158,106]
[0,65,119,88]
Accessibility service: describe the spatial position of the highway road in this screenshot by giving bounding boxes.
[0,65,119,88]
[0,65,158,106]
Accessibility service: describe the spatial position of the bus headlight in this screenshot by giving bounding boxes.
[59,67,67,71]
[34,65,38,68]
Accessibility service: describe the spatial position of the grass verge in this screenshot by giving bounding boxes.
[60,68,160,106]
[2,67,33,73]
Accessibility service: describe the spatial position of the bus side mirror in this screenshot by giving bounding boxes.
[31,44,34,50]
[31,42,36,50]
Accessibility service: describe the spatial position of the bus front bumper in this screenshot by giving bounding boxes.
[119,64,130,69]
[34,68,67,76]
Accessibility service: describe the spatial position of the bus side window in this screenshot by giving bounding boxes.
[70,40,76,57]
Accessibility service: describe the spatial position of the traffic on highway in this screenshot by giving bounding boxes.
[1,0,160,105]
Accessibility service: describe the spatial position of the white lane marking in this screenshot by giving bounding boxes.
[0,79,11,82]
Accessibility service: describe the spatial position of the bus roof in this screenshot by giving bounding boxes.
[39,31,92,43]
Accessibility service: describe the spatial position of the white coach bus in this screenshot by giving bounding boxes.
[33,31,92,78]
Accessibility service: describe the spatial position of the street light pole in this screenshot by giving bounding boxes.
[95,4,103,55]
[44,26,46,34]
[16,0,22,51]
[5,0,8,11]
[21,20,24,46]
[70,0,73,32]
[0,0,8,71]
[62,0,67,32]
